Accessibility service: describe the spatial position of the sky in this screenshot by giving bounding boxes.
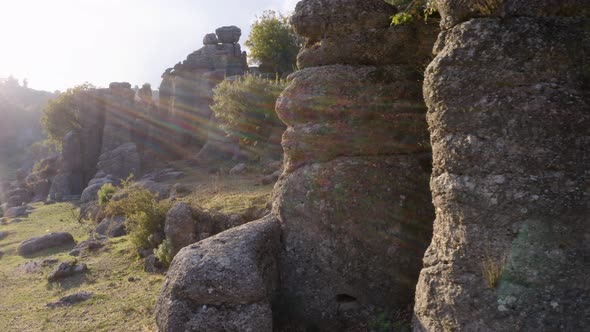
[0,0,300,92]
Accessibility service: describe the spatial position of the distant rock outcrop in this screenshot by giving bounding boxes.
[413,2,590,331]
[158,26,248,159]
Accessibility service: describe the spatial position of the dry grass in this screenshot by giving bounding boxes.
[481,254,506,288]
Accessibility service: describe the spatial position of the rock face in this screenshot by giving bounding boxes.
[159,27,248,158]
[271,0,438,329]
[17,232,76,256]
[155,216,281,332]
[413,4,590,332]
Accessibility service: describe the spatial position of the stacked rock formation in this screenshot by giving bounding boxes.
[159,26,248,158]
[155,2,439,331]
[413,1,590,331]
[271,0,438,329]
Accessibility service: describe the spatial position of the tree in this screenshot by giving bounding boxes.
[245,10,302,76]
[41,83,94,147]
[211,74,286,146]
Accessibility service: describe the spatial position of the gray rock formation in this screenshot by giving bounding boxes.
[413,3,590,331]
[95,143,141,180]
[160,27,248,158]
[17,232,76,256]
[269,1,438,329]
[155,216,281,332]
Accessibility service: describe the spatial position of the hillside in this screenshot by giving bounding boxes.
[0,78,55,179]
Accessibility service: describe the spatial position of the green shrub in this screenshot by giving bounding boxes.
[41,83,94,148]
[155,239,174,267]
[245,10,303,75]
[211,74,286,146]
[385,0,438,25]
[97,183,117,206]
[105,184,172,250]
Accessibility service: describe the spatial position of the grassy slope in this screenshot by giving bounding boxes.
[0,166,275,331]
[0,202,163,332]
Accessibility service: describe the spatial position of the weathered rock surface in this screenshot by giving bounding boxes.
[164,202,198,255]
[215,25,241,43]
[164,202,228,256]
[433,0,590,29]
[155,216,281,332]
[95,143,141,180]
[18,232,76,256]
[292,0,438,69]
[413,8,590,332]
[269,1,438,329]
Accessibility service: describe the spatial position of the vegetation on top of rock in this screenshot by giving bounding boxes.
[41,83,94,148]
[211,74,286,147]
[245,10,302,75]
[385,0,438,25]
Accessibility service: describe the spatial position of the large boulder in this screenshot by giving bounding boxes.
[413,9,590,332]
[155,216,281,332]
[164,203,218,255]
[17,232,76,256]
[215,26,241,43]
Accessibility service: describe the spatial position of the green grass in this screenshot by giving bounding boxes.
[0,202,162,332]
[0,163,275,331]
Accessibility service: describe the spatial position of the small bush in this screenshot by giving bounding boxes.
[97,183,117,206]
[155,239,174,267]
[211,74,286,147]
[105,185,171,250]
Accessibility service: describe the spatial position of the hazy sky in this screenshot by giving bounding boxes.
[0,0,300,92]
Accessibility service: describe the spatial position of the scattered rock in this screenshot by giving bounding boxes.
[5,206,27,218]
[0,251,3,259]
[95,216,127,238]
[47,291,93,308]
[169,183,191,199]
[0,231,8,240]
[17,232,76,256]
[144,254,165,273]
[70,237,106,256]
[155,216,280,332]
[0,218,6,225]
[260,170,281,185]
[17,257,59,274]
[48,261,88,282]
[11,218,22,223]
[164,202,199,255]
[229,163,247,175]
